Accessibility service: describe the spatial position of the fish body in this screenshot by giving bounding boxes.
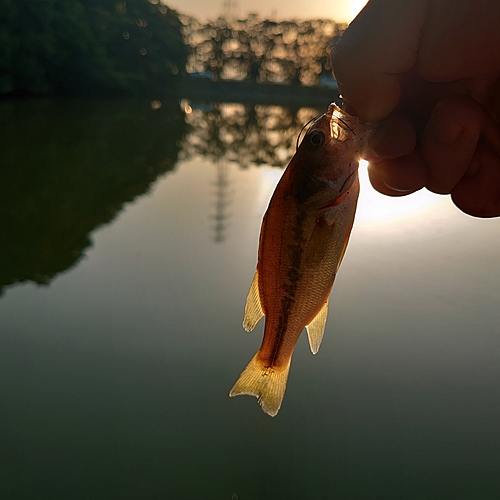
[230,104,368,416]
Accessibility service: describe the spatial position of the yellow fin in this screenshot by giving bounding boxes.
[229,353,291,417]
[305,300,329,354]
[242,270,264,332]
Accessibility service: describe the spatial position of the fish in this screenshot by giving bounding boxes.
[229,103,370,416]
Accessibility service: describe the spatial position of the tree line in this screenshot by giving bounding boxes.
[0,0,187,95]
[0,0,346,97]
[182,15,346,86]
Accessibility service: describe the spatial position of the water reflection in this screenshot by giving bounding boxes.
[2,95,500,499]
[179,100,328,242]
[356,160,450,225]
[179,100,321,167]
[212,160,232,243]
[0,98,185,295]
[0,96,326,286]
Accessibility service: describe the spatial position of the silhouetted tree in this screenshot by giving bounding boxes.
[0,0,187,95]
[183,15,346,86]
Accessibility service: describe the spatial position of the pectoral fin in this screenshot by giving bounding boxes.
[305,299,329,354]
[242,269,264,332]
[304,219,335,267]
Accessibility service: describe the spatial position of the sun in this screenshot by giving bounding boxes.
[349,0,368,20]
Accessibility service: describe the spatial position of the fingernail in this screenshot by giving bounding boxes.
[382,178,414,193]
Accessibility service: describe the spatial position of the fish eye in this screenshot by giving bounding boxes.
[307,130,325,149]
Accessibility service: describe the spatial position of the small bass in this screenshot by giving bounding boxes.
[230,103,369,416]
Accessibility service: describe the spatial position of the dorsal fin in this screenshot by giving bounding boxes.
[242,269,264,332]
[305,299,329,354]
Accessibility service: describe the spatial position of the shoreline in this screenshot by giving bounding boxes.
[179,77,341,107]
[1,78,341,108]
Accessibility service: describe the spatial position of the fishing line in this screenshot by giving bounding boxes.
[296,113,322,151]
[296,110,356,152]
[336,117,355,135]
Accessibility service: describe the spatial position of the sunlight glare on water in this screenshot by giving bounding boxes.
[356,159,452,226]
[255,166,283,204]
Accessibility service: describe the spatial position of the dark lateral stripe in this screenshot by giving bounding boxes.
[268,210,306,365]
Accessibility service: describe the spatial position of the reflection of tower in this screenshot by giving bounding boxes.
[212,159,232,243]
[221,0,239,20]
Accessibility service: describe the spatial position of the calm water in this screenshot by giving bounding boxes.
[1,95,500,499]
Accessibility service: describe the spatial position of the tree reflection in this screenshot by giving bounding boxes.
[179,100,322,168]
[0,97,185,295]
[0,97,336,288]
[178,100,330,242]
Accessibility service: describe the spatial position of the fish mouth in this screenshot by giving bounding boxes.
[326,103,339,120]
[296,103,364,150]
[326,104,356,140]
[309,103,341,131]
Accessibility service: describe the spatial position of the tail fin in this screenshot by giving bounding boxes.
[229,353,291,417]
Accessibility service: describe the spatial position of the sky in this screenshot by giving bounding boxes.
[164,0,367,22]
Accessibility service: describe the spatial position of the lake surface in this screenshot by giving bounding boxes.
[1,95,500,499]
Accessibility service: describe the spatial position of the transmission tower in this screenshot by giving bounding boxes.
[221,0,239,20]
[211,159,232,243]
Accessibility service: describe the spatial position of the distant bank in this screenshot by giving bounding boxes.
[179,78,341,107]
[1,77,341,108]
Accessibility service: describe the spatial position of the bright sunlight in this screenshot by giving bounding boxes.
[355,160,450,225]
[349,0,368,19]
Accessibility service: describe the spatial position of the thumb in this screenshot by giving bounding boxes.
[331,0,427,122]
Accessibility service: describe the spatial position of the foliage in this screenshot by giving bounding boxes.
[182,15,347,86]
[0,0,187,95]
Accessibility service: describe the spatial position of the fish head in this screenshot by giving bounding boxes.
[290,103,371,209]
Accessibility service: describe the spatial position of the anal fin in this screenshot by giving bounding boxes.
[242,269,264,332]
[305,299,329,354]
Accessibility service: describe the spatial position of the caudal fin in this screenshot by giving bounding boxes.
[229,353,291,417]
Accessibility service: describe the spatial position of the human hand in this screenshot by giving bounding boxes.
[331,0,500,217]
